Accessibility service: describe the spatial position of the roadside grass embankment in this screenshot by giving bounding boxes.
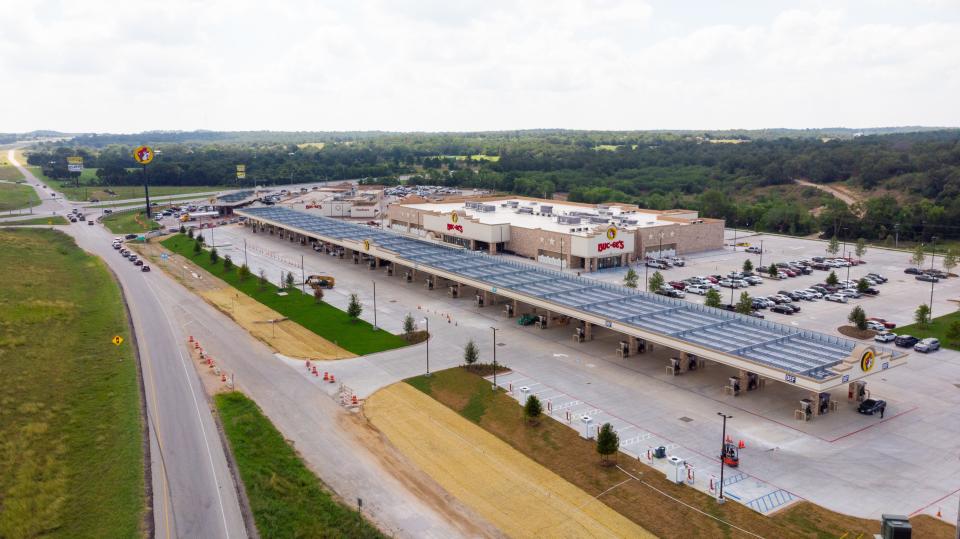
[0,229,144,537]
[215,391,384,538]
[102,210,161,234]
[895,309,960,351]
[0,165,25,182]
[405,368,956,539]
[162,233,408,355]
[0,182,40,212]
[0,215,69,226]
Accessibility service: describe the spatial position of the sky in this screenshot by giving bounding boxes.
[2,0,959,133]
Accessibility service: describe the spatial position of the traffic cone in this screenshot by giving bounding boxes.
[323,371,329,381]
[351,395,358,405]
[738,440,745,449]
[329,374,336,383]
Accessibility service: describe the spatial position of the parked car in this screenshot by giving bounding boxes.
[916,274,939,283]
[646,261,668,269]
[112,243,121,250]
[894,334,919,348]
[770,304,795,315]
[862,287,880,296]
[857,399,886,416]
[874,331,897,343]
[825,294,848,303]
[686,285,709,295]
[811,262,830,271]
[803,289,823,299]
[924,269,948,279]
[748,310,765,319]
[669,257,686,267]
[784,303,801,313]
[752,298,768,310]
[867,273,888,283]
[810,286,829,295]
[719,279,739,288]
[914,338,941,353]
[745,275,763,285]
[134,259,144,266]
[121,252,131,258]
[867,317,896,329]
[125,233,138,240]
[866,321,886,332]
[668,281,686,290]
[839,289,862,299]
[904,267,922,275]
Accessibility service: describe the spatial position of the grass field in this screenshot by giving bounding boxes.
[0,215,69,226]
[215,392,384,538]
[894,308,960,351]
[0,229,144,537]
[0,182,40,212]
[54,183,220,202]
[0,166,24,182]
[102,210,161,234]
[162,234,408,355]
[406,368,955,539]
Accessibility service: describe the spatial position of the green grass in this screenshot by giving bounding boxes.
[90,192,213,208]
[52,183,220,202]
[0,229,144,537]
[894,308,960,350]
[0,166,24,182]
[162,234,408,355]
[0,182,40,212]
[215,392,384,538]
[0,216,69,226]
[102,211,161,234]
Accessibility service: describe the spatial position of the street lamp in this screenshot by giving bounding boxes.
[658,231,664,260]
[758,239,764,269]
[929,236,937,319]
[491,326,498,390]
[423,316,430,376]
[841,227,850,283]
[717,412,732,504]
[372,280,378,330]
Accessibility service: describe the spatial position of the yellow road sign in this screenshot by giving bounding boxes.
[112,335,124,346]
[236,164,246,179]
[133,145,154,165]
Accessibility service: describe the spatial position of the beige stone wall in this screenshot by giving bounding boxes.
[633,219,724,257]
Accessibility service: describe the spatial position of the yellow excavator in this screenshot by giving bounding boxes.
[305,275,335,290]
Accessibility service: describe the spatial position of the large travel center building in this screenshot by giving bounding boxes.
[385,197,725,272]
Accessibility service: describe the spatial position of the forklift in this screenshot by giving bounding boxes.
[721,442,740,467]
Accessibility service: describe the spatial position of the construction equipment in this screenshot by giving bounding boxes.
[305,275,336,290]
[721,442,740,467]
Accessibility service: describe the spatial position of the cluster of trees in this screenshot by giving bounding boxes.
[29,128,960,240]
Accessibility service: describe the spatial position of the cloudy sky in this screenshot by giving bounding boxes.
[2,0,959,133]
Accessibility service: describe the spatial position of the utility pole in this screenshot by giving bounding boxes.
[244,238,248,266]
[423,316,430,376]
[491,326,499,390]
[758,239,764,269]
[930,236,937,319]
[717,412,732,504]
[301,254,305,294]
[372,280,378,330]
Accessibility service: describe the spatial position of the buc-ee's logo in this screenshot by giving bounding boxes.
[446,212,464,232]
[450,212,459,224]
[606,226,617,240]
[860,349,875,372]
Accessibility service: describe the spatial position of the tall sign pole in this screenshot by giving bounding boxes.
[133,145,155,219]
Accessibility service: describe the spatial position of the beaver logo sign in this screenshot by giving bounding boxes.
[446,212,464,233]
[133,145,154,165]
[450,212,459,224]
[363,239,371,251]
[860,349,876,372]
[606,226,617,240]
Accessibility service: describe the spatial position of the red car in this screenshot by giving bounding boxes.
[705,276,719,284]
[669,281,687,290]
[783,269,798,277]
[867,317,896,329]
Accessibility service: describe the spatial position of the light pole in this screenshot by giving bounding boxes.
[841,227,850,283]
[658,231,664,260]
[929,236,937,319]
[491,326,498,390]
[644,260,649,292]
[758,239,764,269]
[717,412,732,504]
[423,316,430,376]
[372,280,378,330]
[894,223,900,249]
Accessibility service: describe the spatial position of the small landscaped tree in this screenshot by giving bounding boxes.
[187,227,194,239]
[403,313,416,335]
[827,236,840,256]
[197,234,205,245]
[623,268,639,289]
[463,339,478,366]
[209,246,219,264]
[596,423,619,466]
[258,269,268,289]
[743,259,754,273]
[648,270,665,292]
[848,305,867,331]
[347,293,362,321]
[285,271,295,290]
[911,243,926,268]
[179,225,186,234]
[857,278,869,293]
[735,291,753,315]
[768,263,778,278]
[238,263,251,281]
[223,254,233,272]
[193,239,202,254]
[943,248,957,275]
[313,287,324,303]
[524,395,543,425]
[946,320,960,345]
[826,270,839,286]
[914,304,931,327]
[705,288,722,308]
[855,238,867,259]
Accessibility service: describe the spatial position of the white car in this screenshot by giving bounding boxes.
[804,289,824,299]
[825,293,848,303]
[686,285,709,295]
[746,246,761,253]
[866,321,886,332]
[719,279,739,288]
[914,338,941,353]
[874,331,897,343]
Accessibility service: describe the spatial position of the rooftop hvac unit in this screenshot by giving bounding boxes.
[477,204,496,212]
[558,215,581,225]
[517,207,533,214]
[465,201,480,209]
[589,216,609,224]
[506,200,519,207]
[540,205,553,214]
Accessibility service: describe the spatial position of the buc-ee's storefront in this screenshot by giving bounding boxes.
[569,225,635,271]
[421,212,511,253]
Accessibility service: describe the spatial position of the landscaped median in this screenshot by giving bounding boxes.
[161,233,408,356]
[894,309,960,351]
[398,367,954,539]
[0,215,69,226]
[215,391,384,538]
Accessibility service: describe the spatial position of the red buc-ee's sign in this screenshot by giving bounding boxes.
[597,240,625,253]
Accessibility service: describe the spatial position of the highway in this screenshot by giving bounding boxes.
[5,148,249,539]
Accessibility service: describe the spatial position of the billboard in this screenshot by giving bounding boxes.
[236,164,246,180]
[66,156,83,173]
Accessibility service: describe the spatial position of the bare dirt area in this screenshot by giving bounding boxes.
[364,383,654,538]
[795,179,864,216]
[133,240,354,360]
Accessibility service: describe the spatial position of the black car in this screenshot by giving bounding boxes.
[924,269,948,279]
[857,399,886,416]
[904,267,922,275]
[134,259,144,266]
[771,304,794,314]
[862,287,880,295]
[125,233,138,240]
[916,274,939,283]
[121,252,130,258]
[141,265,151,272]
[894,334,918,348]
[786,303,801,313]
